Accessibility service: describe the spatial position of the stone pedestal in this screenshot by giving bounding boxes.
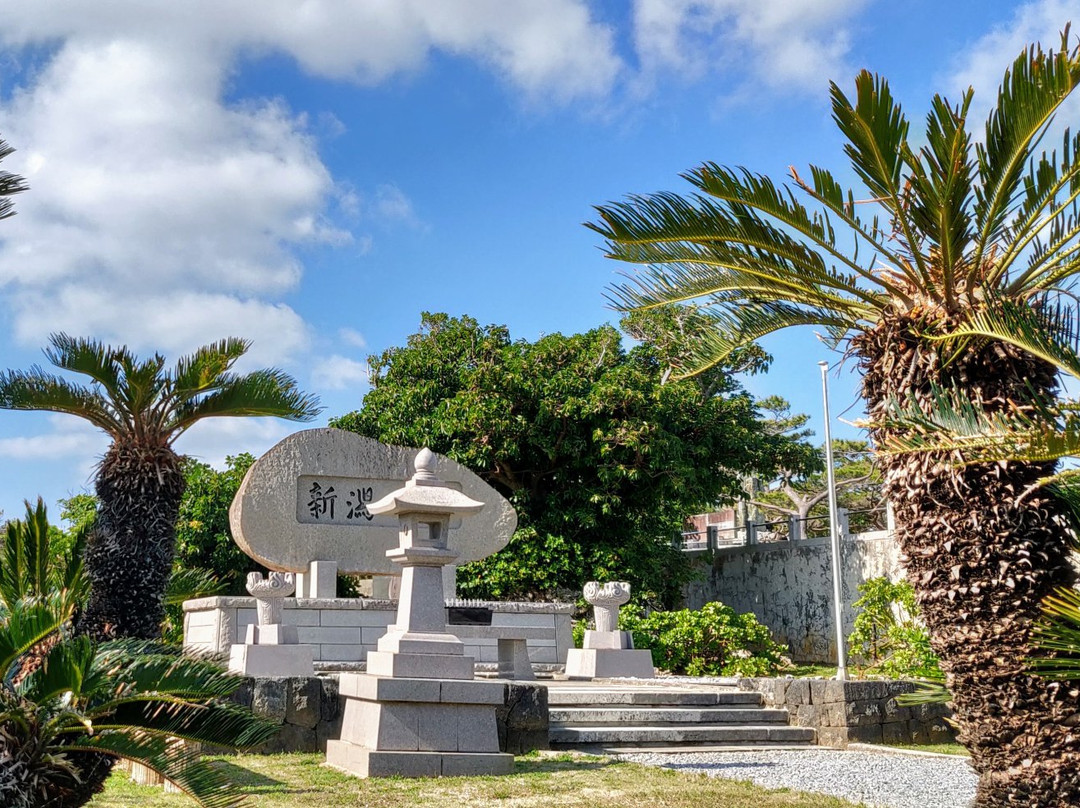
[326,448,512,778]
[229,571,314,677]
[564,581,654,680]
[326,674,512,777]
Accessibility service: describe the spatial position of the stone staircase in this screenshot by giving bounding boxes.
[547,681,816,751]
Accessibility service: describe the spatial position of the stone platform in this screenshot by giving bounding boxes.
[326,666,514,776]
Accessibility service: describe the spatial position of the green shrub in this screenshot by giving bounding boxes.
[848,577,942,679]
[618,602,790,676]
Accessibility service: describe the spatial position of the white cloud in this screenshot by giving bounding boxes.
[172,416,299,470]
[311,354,370,392]
[631,0,866,93]
[11,287,311,367]
[0,2,622,374]
[337,328,368,349]
[0,1,621,102]
[0,415,105,460]
[946,1,1076,121]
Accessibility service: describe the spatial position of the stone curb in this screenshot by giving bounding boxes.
[846,742,969,760]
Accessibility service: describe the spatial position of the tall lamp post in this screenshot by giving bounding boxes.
[819,361,849,681]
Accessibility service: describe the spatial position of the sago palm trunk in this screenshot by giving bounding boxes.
[79,442,185,641]
[856,311,1080,807]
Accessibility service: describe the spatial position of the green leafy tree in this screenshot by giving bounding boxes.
[332,312,798,606]
[589,32,1080,805]
[847,577,941,679]
[176,453,259,596]
[0,335,320,641]
[751,439,884,535]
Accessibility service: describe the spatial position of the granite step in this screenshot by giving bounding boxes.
[546,689,763,707]
[549,706,792,725]
[549,724,817,745]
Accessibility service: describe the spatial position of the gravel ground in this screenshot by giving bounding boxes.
[618,748,978,808]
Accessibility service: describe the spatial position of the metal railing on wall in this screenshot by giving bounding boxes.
[676,505,889,553]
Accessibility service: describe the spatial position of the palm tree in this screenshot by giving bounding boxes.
[0,335,320,640]
[0,600,278,808]
[588,31,1080,807]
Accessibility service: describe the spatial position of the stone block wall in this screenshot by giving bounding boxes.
[184,596,574,670]
[684,533,902,663]
[739,677,954,747]
[227,675,549,755]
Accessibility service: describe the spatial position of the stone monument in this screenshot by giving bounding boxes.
[564,581,654,679]
[229,571,314,676]
[229,429,516,597]
[326,449,514,778]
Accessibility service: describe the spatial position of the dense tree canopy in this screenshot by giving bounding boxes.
[331,311,801,606]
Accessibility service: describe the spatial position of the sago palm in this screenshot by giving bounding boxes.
[589,31,1080,808]
[0,600,277,808]
[0,335,320,640]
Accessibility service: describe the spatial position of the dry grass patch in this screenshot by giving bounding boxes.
[92,752,867,808]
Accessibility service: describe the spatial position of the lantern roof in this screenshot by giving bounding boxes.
[367,448,485,517]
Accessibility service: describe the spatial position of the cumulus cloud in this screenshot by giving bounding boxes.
[946,0,1076,122]
[310,354,370,391]
[172,416,299,469]
[337,328,368,349]
[0,415,105,460]
[631,0,866,93]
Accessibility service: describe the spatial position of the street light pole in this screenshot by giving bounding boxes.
[819,360,849,681]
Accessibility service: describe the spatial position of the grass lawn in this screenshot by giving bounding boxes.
[92,752,867,808]
[881,742,968,756]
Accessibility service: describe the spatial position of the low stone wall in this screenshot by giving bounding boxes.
[684,533,902,663]
[183,596,574,670]
[228,675,549,755]
[739,677,954,747]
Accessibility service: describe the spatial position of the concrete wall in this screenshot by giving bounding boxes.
[183,597,574,671]
[683,532,903,663]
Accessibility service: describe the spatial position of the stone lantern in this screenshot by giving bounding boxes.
[326,448,513,778]
[364,447,484,680]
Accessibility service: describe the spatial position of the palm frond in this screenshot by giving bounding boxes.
[902,90,976,301]
[88,641,244,702]
[171,338,251,397]
[0,368,126,434]
[92,700,278,750]
[17,635,95,704]
[658,300,855,379]
[168,369,321,438]
[933,296,1080,380]
[1003,127,1080,292]
[0,599,66,677]
[830,71,933,288]
[977,29,1080,281]
[166,567,224,606]
[0,137,29,221]
[1028,586,1080,679]
[875,379,1080,464]
[43,333,127,403]
[62,732,255,808]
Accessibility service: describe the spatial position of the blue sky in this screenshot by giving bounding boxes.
[0,0,1073,523]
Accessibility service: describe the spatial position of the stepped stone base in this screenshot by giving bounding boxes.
[329,672,513,778]
[564,648,654,679]
[326,745,513,777]
[366,650,475,680]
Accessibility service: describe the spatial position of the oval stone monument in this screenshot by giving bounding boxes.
[229,429,516,575]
